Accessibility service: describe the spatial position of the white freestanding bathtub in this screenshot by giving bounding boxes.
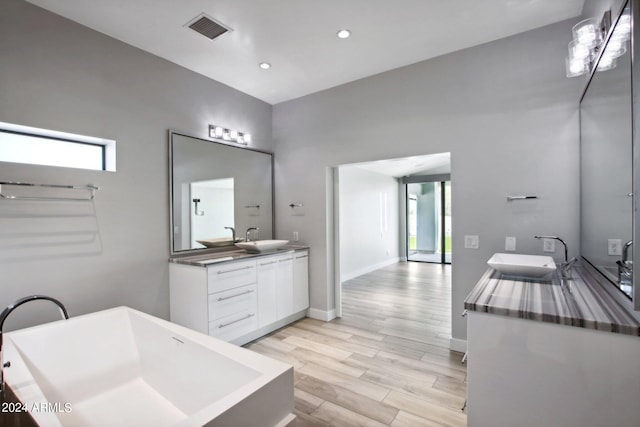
[3,306,295,427]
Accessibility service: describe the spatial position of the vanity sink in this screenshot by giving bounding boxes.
[235,240,289,253]
[196,238,242,248]
[487,253,557,278]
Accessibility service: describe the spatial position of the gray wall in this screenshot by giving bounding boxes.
[338,166,399,280]
[273,19,583,341]
[0,0,272,330]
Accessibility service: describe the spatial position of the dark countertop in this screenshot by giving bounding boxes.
[464,263,640,336]
[169,245,309,267]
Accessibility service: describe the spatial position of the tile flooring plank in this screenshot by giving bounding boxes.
[383,390,467,427]
[298,362,391,402]
[247,262,467,426]
[310,401,389,427]
[296,376,399,424]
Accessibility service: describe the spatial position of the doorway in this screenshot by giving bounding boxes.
[406,180,451,264]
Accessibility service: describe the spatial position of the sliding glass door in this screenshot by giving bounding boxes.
[407,181,451,264]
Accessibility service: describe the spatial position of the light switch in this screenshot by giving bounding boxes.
[608,239,622,256]
[543,239,555,253]
[464,235,479,249]
[505,236,516,251]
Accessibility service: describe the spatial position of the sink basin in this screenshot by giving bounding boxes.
[196,238,241,248]
[235,240,289,253]
[487,253,556,278]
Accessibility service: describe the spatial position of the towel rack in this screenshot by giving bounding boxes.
[0,181,100,201]
[506,195,538,201]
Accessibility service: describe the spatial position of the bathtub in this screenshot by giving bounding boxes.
[3,306,295,427]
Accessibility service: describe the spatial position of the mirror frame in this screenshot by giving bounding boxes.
[633,0,640,310]
[168,130,275,256]
[579,0,639,311]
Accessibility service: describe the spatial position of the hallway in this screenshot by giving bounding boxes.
[247,262,466,426]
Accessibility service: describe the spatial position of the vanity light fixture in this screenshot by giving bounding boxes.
[566,9,630,77]
[208,125,251,145]
[337,29,351,39]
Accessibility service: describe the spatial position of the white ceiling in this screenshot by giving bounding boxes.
[349,152,451,178]
[25,0,584,104]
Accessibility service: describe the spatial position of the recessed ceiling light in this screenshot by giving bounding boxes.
[337,29,351,39]
[259,62,271,70]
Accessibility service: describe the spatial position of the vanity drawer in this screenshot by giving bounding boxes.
[208,308,257,342]
[207,259,257,294]
[208,284,257,321]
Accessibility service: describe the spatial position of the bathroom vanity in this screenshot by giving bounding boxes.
[169,247,309,346]
[464,263,640,427]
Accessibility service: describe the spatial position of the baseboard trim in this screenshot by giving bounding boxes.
[450,338,467,353]
[307,308,337,322]
[341,257,400,282]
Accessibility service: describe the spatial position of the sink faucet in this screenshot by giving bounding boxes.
[224,226,236,242]
[617,240,633,292]
[623,240,633,263]
[534,235,576,284]
[0,295,69,402]
[534,235,568,263]
[246,227,258,242]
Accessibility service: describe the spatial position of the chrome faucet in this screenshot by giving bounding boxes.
[224,226,236,242]
[0,295,69,401]
[534,235,577,283]
[534,235,568,263]
[245,227,258,242]
[617,240,633,292]
[623,240,633,263]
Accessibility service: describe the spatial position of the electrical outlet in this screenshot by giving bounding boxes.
[608,239,622,256]
[505,236,516,251]
[542,239,556,253]
[464,235,479,249]
[293,231,299,241]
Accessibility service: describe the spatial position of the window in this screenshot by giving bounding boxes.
[0,122,116,171]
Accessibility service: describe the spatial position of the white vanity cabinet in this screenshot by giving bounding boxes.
[170,249,309,346]
[170,258,258,343]
[256,250,309,327]
[293,251,309,313]
[467,311,640,427]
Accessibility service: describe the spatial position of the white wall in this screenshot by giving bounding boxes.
[0,0,272,330]
[273,19,583,342]
[338,166,400,281]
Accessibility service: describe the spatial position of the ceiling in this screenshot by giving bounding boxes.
[25,0,584,105]
[348,152,451,178]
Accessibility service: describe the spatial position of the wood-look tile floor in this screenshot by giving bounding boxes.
[246,262,467,427]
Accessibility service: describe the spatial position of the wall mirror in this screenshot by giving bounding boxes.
[580,2,634,303]
[169,131,273,255]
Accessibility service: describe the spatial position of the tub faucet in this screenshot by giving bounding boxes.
[224,226,236,242]
[246,227,258,242]
[0,295,69,402]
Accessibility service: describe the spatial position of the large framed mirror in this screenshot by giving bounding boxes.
[169,131,274,255]
[580,1,634,303]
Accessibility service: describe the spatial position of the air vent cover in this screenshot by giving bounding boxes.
[187,14,230,40]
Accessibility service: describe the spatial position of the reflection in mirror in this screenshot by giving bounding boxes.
[170,131,273,254]
[580,3,632,298]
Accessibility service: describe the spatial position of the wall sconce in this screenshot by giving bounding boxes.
[209,125,252,145]
[566,9,630,77]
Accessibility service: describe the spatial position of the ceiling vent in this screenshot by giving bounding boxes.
[187,14,231,40]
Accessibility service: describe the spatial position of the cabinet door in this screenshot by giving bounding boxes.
[257,256,279,327]
[276,254,294,319]
[293,251,309,313]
